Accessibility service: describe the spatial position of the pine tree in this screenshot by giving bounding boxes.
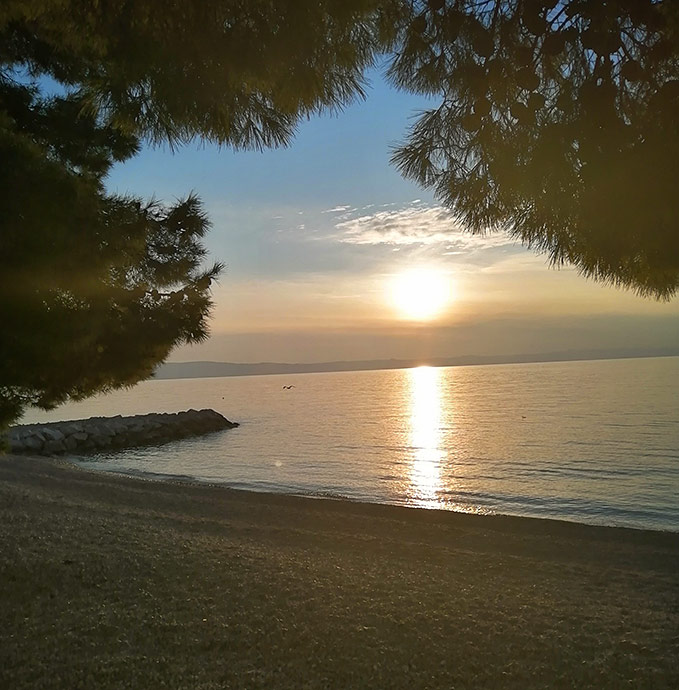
[387,0,679,298]
[0,0,381,427]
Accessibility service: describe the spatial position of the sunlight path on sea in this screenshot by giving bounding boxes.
[408,366,446,508]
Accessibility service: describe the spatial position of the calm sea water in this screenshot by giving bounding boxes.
[20,357,679,531]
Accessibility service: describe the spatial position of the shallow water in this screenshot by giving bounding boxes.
[21,356,679,531]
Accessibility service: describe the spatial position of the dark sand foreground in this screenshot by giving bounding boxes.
[1,455,678,689]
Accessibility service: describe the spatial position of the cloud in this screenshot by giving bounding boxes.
[205,198,533,281]
[333,204,518,252]
[322,205,354,214]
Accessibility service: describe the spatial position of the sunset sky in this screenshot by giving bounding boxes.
[107,67,679,364]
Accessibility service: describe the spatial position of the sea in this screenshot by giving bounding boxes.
[19,356,679,532]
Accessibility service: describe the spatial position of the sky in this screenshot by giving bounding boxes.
[106,68,679,364]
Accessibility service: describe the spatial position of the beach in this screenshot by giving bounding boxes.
[1,455,678,689]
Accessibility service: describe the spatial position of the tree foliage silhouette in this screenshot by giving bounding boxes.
[0,0,379,427]
[387,0,679,298]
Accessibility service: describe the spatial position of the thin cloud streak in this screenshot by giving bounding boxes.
[322,204,354,213]
[332,204,519,252]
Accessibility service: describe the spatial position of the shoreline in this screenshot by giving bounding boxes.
[2,454,678,688]
[74,455,678,535]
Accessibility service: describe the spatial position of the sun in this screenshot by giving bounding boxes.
[389,268,453,321]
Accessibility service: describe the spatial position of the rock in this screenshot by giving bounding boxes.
[60,422,84,435]
[22,436,44,452]
[94,435,112,448]
[42,428,65,443]
[9,439,25,453]
[4,409,237,457]
[44,439,66,455]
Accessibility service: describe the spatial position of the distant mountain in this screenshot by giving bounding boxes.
[154,347,679,380]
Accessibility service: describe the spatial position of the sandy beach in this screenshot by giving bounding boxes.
[1,454,678,689]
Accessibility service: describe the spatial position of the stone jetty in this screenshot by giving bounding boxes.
[5,409,238,456]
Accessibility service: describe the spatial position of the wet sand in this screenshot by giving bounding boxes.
[1,454,678,688]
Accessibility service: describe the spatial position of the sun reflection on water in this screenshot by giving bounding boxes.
[408,366,445,508]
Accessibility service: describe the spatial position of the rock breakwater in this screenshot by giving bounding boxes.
[6,409,238,455]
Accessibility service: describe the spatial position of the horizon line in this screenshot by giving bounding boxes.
[156,347,679,380]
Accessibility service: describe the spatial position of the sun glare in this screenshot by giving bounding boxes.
[389,269,452,321]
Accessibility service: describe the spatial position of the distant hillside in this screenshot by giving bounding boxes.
[154,347,679,380]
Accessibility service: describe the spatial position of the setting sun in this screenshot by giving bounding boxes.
[389,269,453,321]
